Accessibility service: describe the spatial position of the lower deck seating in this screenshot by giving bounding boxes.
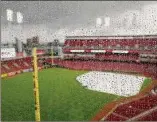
[127,95,157,110]
[113,104,144,118]
[137,109,157,121]
[7,61,19,72]
[104,94,157,121]
[105,113,127,121]
[1,57,43,74]
[1,66,8,74]
[2,64,12,73]
[53,59,156,76]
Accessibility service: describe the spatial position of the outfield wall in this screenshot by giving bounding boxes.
[1,67,43,79]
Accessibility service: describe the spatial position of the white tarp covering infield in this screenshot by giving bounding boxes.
[76,71,146,97]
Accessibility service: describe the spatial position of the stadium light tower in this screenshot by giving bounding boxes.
[17,12,23,24]
[16,12,23,53]
[7,9,13,22]
[96,17,102,27]
[104,17,110,27]
[6,9,13,44]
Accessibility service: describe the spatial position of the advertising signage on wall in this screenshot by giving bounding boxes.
[1,48,16,59]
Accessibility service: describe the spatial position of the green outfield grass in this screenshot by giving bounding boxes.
[1,68,151,121]
[140,77,152,91]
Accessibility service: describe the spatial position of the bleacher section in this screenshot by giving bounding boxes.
[1,56,43,78]
[104,93,157,121]
[137,109,157,121]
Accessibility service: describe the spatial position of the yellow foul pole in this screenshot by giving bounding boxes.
[32,47,41,121]
[51,49,53,65]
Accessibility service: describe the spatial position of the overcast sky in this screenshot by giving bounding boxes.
[1,1,155,25]
[1,1,157,43]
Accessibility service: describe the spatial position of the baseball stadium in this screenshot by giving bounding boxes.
[1,1,157,121]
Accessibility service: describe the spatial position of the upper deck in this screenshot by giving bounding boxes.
[63,35,157,55]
